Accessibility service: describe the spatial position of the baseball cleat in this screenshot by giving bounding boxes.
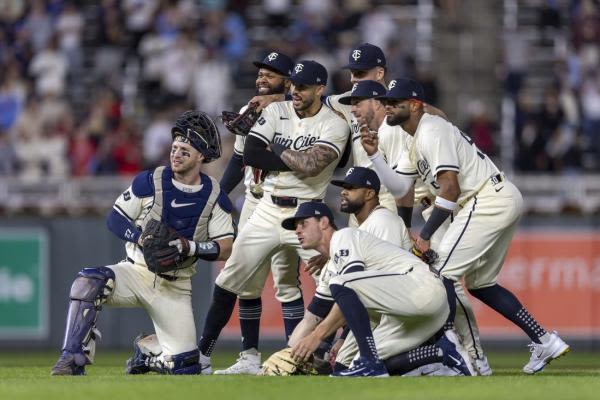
[200,351,212,375]
[474,355,493,376]
[403,362,461,377]
[437,330,475,376]
[125,333,152,375]
[214,349,261,375]
[330,357,389,378]
[523,331,570,374]
[51,351,86,376]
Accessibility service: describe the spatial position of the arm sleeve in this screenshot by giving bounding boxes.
[369,152,414,198]
[219,152,245,194]
[243,135,291,171]
[106,208,141,243]
[307,296,334,319]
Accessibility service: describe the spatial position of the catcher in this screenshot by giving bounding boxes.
[50,110,235,376]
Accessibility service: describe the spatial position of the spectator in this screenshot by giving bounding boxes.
[29,35,68,97]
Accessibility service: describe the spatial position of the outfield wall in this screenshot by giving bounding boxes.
[0,217,599,350]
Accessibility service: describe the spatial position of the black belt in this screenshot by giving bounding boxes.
[271,195,323,208]
[420,197,433,209]
[250,191,263,199]
[490,173,503,185]
[126,257,178,281]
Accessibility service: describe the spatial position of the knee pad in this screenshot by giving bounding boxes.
[70,267,115,305]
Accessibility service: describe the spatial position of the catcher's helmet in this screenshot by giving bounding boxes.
[171,110,222,163]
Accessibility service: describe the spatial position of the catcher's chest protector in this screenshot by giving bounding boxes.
[143,166,220,243]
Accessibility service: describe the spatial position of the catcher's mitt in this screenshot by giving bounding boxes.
[221,102,260,136]
[140,219,189,273]
[411,246,439,266]
[259,348,318,376]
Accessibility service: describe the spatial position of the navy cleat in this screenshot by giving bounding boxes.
[437,330,475,376]
[51,351,87,376]
[125,333,152,375]
[330,356,389,378]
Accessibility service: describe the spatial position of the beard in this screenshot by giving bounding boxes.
[341,198,365,214]
[387,112,410,126]
[256,81,286,96]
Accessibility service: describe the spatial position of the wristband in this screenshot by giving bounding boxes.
[434,196,457,211]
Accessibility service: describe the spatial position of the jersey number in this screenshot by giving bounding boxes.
[459,130,485,160]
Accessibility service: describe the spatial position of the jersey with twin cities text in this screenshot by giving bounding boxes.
[113,178,234,277]
[411,114,500,203]
[315,228,425,300]
[248,101,349,199]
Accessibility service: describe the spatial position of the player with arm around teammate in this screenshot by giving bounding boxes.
[50,111,234,376]
[282,202,473,377]
[350,79,491,375]
[368,78,570,374]
[197,60,349,373]
[216,52,307,375]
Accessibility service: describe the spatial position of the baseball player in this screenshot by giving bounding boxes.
[50,111,234,376]
[366,78,570,374]
[282,202,474,377]
[217,52,307,375]
[349,79,491,375]
[197,60,349,374]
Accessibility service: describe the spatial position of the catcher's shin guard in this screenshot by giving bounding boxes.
[60,267,115,363]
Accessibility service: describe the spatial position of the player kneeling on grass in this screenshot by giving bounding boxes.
[50,111,234,376]
[264,202,474,377]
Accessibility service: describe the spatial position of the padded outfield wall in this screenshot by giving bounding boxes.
[0,216,599,350]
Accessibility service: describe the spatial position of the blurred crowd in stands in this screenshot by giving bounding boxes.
[0,0,598,182]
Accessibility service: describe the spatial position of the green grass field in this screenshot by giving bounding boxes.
[1,350,598,400]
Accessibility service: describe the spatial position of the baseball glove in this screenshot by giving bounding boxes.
[221,102,260,136]
[140,219,189,273]
[411,246,439,266]
[259,348,319,376]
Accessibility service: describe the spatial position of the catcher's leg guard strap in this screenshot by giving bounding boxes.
[61,267,115,360]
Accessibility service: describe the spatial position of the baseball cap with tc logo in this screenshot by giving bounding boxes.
[342,43,386,70]
[331,167,381,194]
[290,60,328,86]
[281,201,335,230]
[252,51,293,77]
[377,78,425,102]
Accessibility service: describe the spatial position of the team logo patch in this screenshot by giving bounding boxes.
[416,159,430,177]
[352,50,361,61]
[389,80,397,90]
[295,63,304,73]
[333,249,350,264]
[258,116,266,125]
[267,52,278,61]
[123,190,131,201]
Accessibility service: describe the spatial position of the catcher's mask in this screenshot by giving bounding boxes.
[171,110,222,163]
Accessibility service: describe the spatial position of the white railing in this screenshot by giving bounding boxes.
[1,175,600,215]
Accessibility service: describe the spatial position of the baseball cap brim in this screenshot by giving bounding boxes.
[338,95,372,105]
[290,76,324,86]
[341,62,380,70]
[252,62,291,77]
[330,179,349,188]
[281,214,309,231]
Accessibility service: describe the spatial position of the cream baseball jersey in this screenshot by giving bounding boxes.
[359,206,412,250]
[411,114,500,203]
[113,178,234,276]
[315,228,423,301]
[248,101,349,199]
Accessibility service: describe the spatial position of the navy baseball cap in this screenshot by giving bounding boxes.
[377,78,425,102]
[290,60,328,86]
[331,167,381,194]
[343,43,386,70]
[253,51,293,77]
[338,80,387,105]
[281,201,335,231]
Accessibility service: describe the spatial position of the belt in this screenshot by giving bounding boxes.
[270,195,323,208]
[250,191,263,199]
[420,197,433,209]
[126,257,179,281]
